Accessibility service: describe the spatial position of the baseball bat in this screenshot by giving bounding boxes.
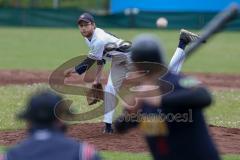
[171,3,239,68]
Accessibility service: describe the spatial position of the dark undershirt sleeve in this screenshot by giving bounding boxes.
[75,57,96,75]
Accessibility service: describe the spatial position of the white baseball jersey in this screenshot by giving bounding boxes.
[84,28,125,60]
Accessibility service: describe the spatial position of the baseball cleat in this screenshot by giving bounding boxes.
[103,127,113,134]
[103,128,113,134]
[180,29,205,44]
[103,123,114,134]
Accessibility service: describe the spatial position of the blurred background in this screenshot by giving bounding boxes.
[0,0,239,29]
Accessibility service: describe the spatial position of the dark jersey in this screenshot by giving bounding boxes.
[5,129,100,160]
[140,72,220,160]
[114,72,220,160]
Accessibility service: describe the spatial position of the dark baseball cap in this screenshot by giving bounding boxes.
[78,13,95,24]
[18,90,64,123]
[131,34,166,64]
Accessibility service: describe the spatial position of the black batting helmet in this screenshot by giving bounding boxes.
[131,34,166,64]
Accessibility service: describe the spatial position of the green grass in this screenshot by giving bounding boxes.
[101,152,240,160]
[0,146,6,153]
[0,84,123,130]
[0,146,239,160]
[0,27,240,73]
[101,151,152,160]
[101,153,238,160]
[222,155,240,160]
[0,84,239,130]
[206,90,240,128]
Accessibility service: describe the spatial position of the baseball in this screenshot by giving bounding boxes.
[156,17,168,28]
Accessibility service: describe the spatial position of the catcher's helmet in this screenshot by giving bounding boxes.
[131,34,166,64]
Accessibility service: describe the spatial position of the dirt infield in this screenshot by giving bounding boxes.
[0,123,239,154]
[0,70,240,154]
[0,70,240,90]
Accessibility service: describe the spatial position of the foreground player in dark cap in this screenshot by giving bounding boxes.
[3,90,101,160]
[114,35,220,160]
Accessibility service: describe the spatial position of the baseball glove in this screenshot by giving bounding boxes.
[86,83,104,105]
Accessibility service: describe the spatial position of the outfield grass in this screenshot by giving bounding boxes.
[0,84,239,130]
[206,89,240,128]
[0,27,240,73]
[0,146,239,160]
[101,152,240,160]
[0,146,5,153]
[0,84,108,130]
[101,151,152,160]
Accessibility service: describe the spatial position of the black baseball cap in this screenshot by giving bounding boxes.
[18,90,64,123]
[78,12,95,24]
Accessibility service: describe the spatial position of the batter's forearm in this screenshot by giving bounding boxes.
[161,87,212,110]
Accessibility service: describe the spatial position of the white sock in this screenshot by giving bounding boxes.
[168,48,186,74]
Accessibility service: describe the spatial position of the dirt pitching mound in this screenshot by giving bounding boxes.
[0,123,239,154]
